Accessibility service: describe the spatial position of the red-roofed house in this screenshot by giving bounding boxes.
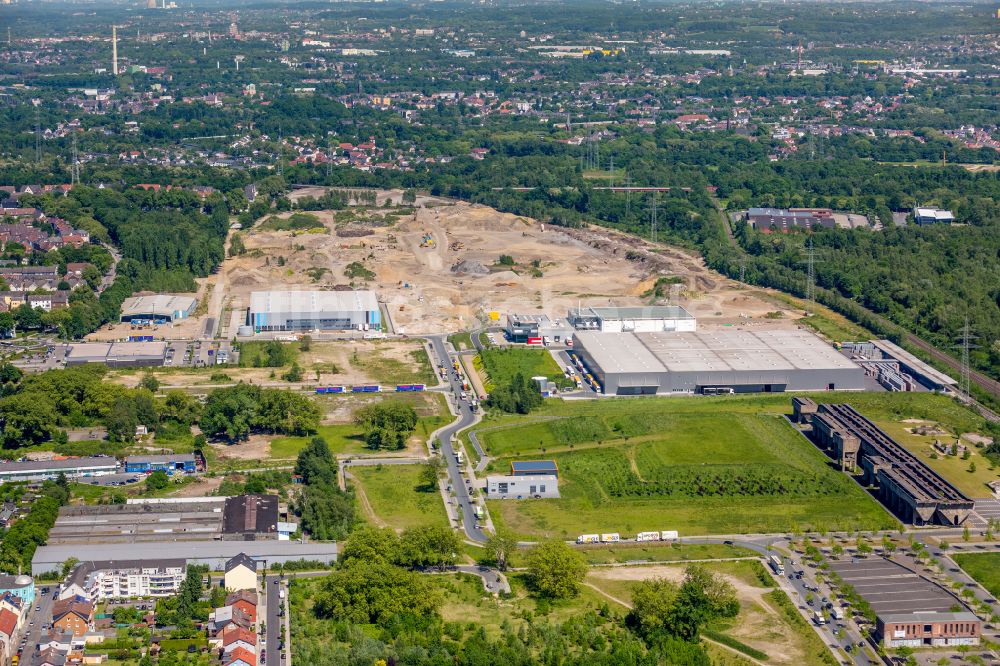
[222,627,255,654]
[225,646,257,666]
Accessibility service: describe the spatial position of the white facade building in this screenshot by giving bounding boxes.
[568,306,696,333]
[60,559,186,601]
[486,475,559,499]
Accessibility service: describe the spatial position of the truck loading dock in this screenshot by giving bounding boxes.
[573,329,865,395]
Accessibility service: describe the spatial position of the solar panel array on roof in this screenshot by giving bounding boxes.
[511,460,559,477]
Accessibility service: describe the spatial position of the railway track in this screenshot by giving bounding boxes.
[902,331,1000,400]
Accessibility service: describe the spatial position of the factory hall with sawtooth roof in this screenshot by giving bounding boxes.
[573,329,865,395]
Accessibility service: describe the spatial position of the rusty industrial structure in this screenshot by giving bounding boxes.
[792,398,973,526]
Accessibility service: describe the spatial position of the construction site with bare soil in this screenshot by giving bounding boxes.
[220,189,800,336]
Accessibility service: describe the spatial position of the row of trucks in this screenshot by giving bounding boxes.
[811,607,844,625]
[577,530,679,544]
[563,365,584,389]
[568,353,602,392]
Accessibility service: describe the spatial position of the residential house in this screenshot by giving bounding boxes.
[222,626,256,655]
[209,605,254,634]
[223,553,257,592]
[225,590,257,623]
[225,646,257,666]
[0,608,18,659]
[52,597,95,637]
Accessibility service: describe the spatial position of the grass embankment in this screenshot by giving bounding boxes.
[447,331,473,351]
[953,553,1000,597]
[476,392,990,538]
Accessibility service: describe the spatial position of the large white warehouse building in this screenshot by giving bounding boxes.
[247,290,380,332]
[568,305,696,333]
[574,329,865,395]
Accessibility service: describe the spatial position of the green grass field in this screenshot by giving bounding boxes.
[953,553,1000,597]
[349,463,449,531]
[237,341,300,368]
[269,392,449,459]
[476,347,570,391]
[269,413,448,459]
[473,393,991,538]
[352,345,436,385]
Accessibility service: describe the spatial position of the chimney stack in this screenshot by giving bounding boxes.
[112,25,119,76]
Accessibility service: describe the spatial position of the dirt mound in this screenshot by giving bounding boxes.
[451,259,490,275]
[336,226,374,238]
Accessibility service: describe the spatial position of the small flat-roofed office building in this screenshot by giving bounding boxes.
[248,290,380,332]
[120,295,197,322]
[913,207,955,225]
[568,305,696,333]
[124,454,196,474]
[487,475,559,499]
[878,611,980,648]
[510,461,559,478]
[574,329,865,395]
[505,314,574,344]
[745,207,836,232]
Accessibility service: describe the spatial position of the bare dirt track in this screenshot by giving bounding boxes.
[218,190,796,334]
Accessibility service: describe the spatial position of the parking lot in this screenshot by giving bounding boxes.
[972,499,1000,529]
[828,558,960,614]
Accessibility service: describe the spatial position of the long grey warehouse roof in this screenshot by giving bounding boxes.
[32,540,339,575]
[871,339,957,387]
[575,329,857,374]
[121,295,197,319]
[588,305,694,320]
[250,289,378,313]
[0,456,118,473]
[67,342,167,362]
[125,453,196,464]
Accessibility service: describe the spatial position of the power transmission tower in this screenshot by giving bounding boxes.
[800,237,822,312]
[650,191,658,243]
[624,173,631,219]
[34,105,42,163]
[955,319,978,403]
[608,156,614,189]
[277,125,284,177]
[739,254,747,283]
[70,133,80,185]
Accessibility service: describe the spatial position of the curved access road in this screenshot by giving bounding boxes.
[426,334,488,544]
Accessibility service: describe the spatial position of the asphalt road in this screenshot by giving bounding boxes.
[80,472,143,486]
[426,334,486,543]
[18,583,57,664]
[780,551,874,665]
[264,574,283,666]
